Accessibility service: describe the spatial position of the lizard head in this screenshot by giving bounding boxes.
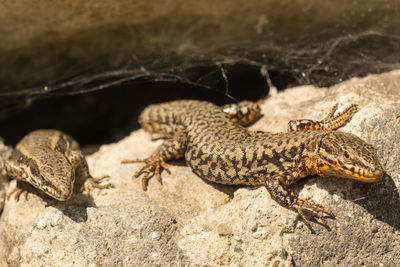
[313,132,383,182]
[5,149,75,201]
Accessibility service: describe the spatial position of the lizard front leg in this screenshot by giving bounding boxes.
[4,157,29,201]
[122,125,187,190]
[265,176,334,227]
[67,150,113,195]
[288,104,359,131]
[6,181,30,201]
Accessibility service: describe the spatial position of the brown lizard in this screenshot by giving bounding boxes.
[5,129,112,201]
[122,100,383,225]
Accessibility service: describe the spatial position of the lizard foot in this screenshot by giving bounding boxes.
[80,175,113,195]
[266,178,334,228]
[292,197,335,227]
[288,103,359,131]
[122,156,171,190]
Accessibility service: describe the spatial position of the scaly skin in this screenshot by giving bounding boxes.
[5,129,112,201]
[122,100,383,226]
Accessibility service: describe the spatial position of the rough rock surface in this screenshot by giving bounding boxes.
[0,141,12,213]
[1,70,400,266]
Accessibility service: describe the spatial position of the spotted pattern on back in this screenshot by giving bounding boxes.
[126,100,383,226]
[138,100,383,186]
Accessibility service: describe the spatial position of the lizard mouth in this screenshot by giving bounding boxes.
[317,161,382,182]
[36,173,74,201]
[36,182,73,201]
[342,165,383,182]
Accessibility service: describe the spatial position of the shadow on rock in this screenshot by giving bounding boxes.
[200,178,238,198]
[43,192,97,223]
[10,180,98,222]
[343,173,400,230]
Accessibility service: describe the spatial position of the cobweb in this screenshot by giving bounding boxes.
[2,31,399,97]
[0,30,399,144]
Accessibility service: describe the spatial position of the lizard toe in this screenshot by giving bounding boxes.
[124,156,170,190]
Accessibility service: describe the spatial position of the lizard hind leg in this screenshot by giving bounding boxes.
[122,125,187,190]
[221,100,262,126]
[288,103,359,131]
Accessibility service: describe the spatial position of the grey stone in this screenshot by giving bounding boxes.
[0,140,12,213]
[1,190,187,266]
[0,132,188,266]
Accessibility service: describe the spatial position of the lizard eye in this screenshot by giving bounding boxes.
[344,151,350,159]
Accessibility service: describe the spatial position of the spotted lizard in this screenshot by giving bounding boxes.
[5,129,113,201]
[122,100,383,225]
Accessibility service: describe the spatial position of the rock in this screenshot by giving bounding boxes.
[0,140,12,266]
[0,140,12,212]
[0,130,188,266]
[1,185,187,266]
[1,70,400,265]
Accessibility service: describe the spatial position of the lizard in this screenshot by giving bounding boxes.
[121,100,383,225]
[5,129,113,201]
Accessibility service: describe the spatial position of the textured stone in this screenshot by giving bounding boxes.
[1,70,400,265]
[1,190,187,266]
[0,141,12,213]
[0,130,188,266]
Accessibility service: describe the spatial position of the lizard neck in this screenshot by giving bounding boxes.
[296,132,330,179]
[298,155,329,178]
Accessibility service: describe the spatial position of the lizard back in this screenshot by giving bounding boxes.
[138,100,326,185]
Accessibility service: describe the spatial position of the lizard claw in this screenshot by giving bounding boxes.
[266,178,334,229]
[80,175,113,195]
[294,197,335,227]
[8,187,28,201]
[122,156,170,190]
